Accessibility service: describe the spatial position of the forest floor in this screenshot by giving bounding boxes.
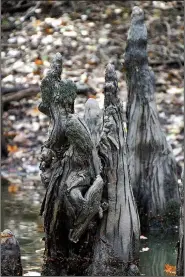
[1,0,184,205]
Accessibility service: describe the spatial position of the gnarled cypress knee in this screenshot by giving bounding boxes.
[89,64,140,276]
[39,53,105,276]
[125,6,180,230]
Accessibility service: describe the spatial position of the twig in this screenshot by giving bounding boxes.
[21,1,41,22]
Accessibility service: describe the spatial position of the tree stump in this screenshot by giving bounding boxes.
[89,64,140,276]
[125,6,180,230]
[1,229,22,276]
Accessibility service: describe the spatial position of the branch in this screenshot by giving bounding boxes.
[2,83,96,104]
[2,87,40,103]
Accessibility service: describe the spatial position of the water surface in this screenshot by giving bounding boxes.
[1,182,178,276]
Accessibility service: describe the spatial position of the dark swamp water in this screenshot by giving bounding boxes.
[1,179,178,276]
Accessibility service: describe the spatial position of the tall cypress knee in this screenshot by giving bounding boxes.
[125,6,180,230]
[90,63,140,276]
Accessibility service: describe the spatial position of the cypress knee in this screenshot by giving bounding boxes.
[89,63,140,276]
[1,229,22,276]
[39,53,105,276]
[125,6,180,230]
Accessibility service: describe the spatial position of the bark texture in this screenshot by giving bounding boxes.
[89,64,140,276]
[39,53,104,276]
[125,7,180,229]
[176,170,184,276]
[84,98,103,147]
[1,229,22,276]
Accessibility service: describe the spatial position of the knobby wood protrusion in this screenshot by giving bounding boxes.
[84,98,103,147]
[1,229,22,276]
[39,53,105,275]
[89,64,140,276]
[125,6,180,230]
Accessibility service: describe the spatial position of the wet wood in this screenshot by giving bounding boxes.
[1,229,22,276]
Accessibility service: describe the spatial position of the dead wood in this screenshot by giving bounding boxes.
[1,230,22,276]
[125,6,180,230]
[39,53,104,276]
[89,63,140,276]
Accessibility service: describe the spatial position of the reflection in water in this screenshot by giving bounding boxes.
[1,182,178,276]
[139,232,178,276]
[1,182,45,274]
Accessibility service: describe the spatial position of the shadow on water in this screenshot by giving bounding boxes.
[1,178,178,276]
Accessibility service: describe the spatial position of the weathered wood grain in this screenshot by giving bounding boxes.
[90,63,140,276]
[39,53,104,275]
[125,6,180,230]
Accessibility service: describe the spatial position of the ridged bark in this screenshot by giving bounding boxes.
[125,7,180,229]
[89,64,140,276]
[176,170,184,276]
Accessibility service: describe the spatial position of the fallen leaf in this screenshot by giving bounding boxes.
[88,94,96,99]
[140,247,150,252]
[164,264,176,276]
[34,59,43,65]
[45,28,54,34]
[33,20,41,27]
[7,145,18,153]
[8,184,20,193]
[140,235,148,240]
[26,107,40,117]
[37,224,44,233]
[33,69,42,75]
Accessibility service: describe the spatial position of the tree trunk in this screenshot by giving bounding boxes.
[89,64,140,276]
[125,7,180,230]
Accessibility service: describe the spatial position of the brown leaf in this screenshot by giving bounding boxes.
[7,145,18,153]
[34,59,43,66]
[45,28,54,34]
[164,264,176,276]
[26,107,40,117]
[8,184,20,193]
[37,224,44,233]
